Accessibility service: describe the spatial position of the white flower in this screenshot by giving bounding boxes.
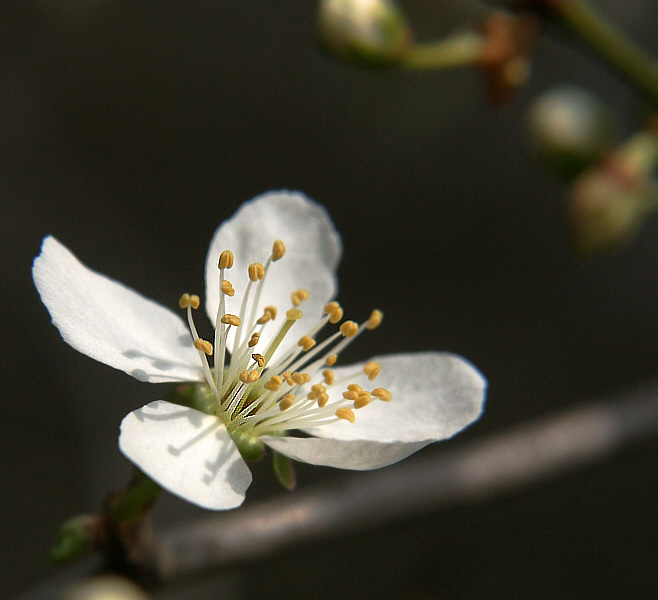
[33,191,486,510]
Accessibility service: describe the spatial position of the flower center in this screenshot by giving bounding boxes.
[179,239,390,437]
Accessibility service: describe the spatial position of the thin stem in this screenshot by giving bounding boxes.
[402,32,484,70]
[545,0,658,105]
[111,471,161,525]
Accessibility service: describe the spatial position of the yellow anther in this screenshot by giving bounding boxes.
[325,354,338,367]
[252,353,265,368]
[339,321,358,337]
[347,384,363,393]
[336,407,356,423]
[329,307,343,324]
[279,393,295,411]
[220,314,241,327]
[282,371,294,385]
[193,338,213,356]
[322,369,335,385]
[291,289,309,307]
[264,375,283,391]
[272,239,286,261]
[367,309,383,330]
[248,332,260,347]
[286,308,303,321]
[218,250,234,270]
[324,301,340,314]
[363,361,381,381]
[318,392,329,408]
[308,383,326,400]
[265,306,277,320]
[257,312,271,325]
[323,301,343,324]
[354,392,371,410]
[240,370,260,384]
[220,280,235,296]
[189,295,200,309]
[372,388,392,402]
[291,372,311,385]
[248,262,265,282]
[342,390,359,401]
[179,293,191,309]
[298,336,316,352]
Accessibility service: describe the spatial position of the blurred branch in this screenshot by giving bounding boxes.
[154,381,658,581]
[13,382,658,598]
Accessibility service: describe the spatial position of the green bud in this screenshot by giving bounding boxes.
[51,515,98,563]
[317,0,412,66]
[272,450,297,491]
[567,169,653,259]
[59,576,150,600]
[232,432,265,462]
[527,86,615,178]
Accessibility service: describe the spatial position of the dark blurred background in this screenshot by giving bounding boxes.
[1,1,656,598]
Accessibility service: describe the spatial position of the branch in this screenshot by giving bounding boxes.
[12,382,657,598]
[154,381,658,580]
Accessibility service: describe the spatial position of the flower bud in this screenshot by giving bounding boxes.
[317,0,412,66]
[566,169,652,259]
[527,86,615,178]
[60,576,150,600]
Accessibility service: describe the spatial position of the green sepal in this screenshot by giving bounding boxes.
[272,451,297,491]
[232,432,265,462]
[51,515,98,563]
[164,382,214,414]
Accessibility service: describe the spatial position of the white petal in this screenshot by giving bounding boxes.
[33,236,203,383]
[205,191,341,358]
[262,436,429,470]
[262,352,486,470]
[119,401,252,510]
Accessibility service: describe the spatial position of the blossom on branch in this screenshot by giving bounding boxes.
[33,191,486,510]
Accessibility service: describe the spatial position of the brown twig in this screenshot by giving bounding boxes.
[154,382,658,580]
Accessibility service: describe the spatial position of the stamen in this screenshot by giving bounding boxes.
[179,293,200,309]
[363,361,381,380]
[339,321,358,338]
[291,372,311,385]
[291,289,310,307]
[354,391,371,409]
[322,369,335,385]
[347,384,363,392]
[298,335,316,352]
[221,280,235,296]
[248,262,265,282]
[248,332,260,347]
[252,353,265,368]
[264,375,283,391]
[218,250,234,270]
[279,393,295,411]
[372,387,392,402]
[194,338,213,356]
[325,354,338,366]
[221,314,241,327]
[240,370,260,384]
[342,390,359,401]
[336,407,356,423]
[367,309,383,330]
[272,239,286,261]
[261,309,304,366]
[318,392,330,407]
[324,301,344,324]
